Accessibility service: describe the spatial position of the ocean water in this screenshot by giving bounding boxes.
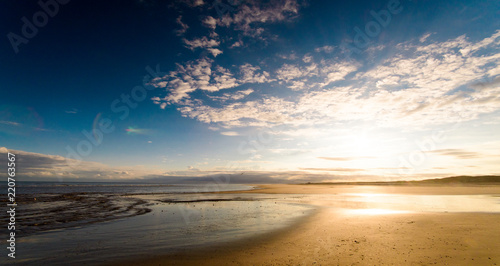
[4,181,255,195]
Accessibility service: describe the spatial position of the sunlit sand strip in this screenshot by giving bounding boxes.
[342,208,412,215]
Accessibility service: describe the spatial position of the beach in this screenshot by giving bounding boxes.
[4,183,500,265]
[116,184,500,265]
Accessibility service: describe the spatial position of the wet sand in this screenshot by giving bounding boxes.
[0,193,151,237]
[119,184,500,265]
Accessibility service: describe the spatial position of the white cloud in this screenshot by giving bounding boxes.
[276,60,358,89]
[207,48,223,57]
[302,54,313,63]
[218,0,302,37]
[315,46,334,53]
[220,131,240,136]
[240,64,272,83]
[209,88,254,102]
[230,40,243,48]
[202,16,217,30]
[419,32,432,43]
[183,37,220,50]
[149,58,241,103]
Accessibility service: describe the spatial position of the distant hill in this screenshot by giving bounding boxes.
[304,175,500,185]
[413,175,500,184]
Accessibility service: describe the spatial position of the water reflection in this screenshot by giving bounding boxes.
[15,194,313,265]
[286,193,500,215]
[339,193,500,213]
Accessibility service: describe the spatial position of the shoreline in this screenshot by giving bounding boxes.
[229,183,500,195]
[114,184,500,265]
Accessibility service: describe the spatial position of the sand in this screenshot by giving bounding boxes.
[114,184,500,265]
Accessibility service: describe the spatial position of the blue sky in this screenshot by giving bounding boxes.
[1,0,499,182]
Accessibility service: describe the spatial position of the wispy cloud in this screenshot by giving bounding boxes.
[64,108,79,114]
[220,131,239,136]
[182,37,220,50]
[317,156,374,161]
[299,167,365,172]
[314,45,334,53]
[217,0,302,37]
[427,149,483,159]
[175,15,189,36]
[0,120,21,126]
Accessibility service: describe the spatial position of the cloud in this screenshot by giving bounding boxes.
[65,108,79,114]
[470,76,500,91]
[150,58,239,103]
[299,167,365,172]
[315,46,334,53]
[427,149,483,159]
[218,0,302,37]
[182,37,220,50]
[302,54,313,63]
[152,30,500,132]
[150,62,270,105]
[202,16,217,30]
[275,60,358,90]
[183,0,204,7]
[175,16,189,36]
[0,120,21,126]
[230,40,243,48]
[220,131,239,136]
[207,48,223,57]
[317,156,374,161]
[239,64,272,83]
[209,88,254,102]
[419,32,432,43]
[0,147,161,181]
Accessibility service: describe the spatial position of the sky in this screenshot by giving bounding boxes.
[1,0,499,183]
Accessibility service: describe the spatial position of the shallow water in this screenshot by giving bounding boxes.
[11,194,314,265]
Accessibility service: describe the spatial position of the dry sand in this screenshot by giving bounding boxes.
[117,184,500,265]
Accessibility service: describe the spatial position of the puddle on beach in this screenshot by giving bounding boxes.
[11,194,313,265]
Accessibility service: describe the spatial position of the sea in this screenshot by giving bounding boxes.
[2,181,256,195]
